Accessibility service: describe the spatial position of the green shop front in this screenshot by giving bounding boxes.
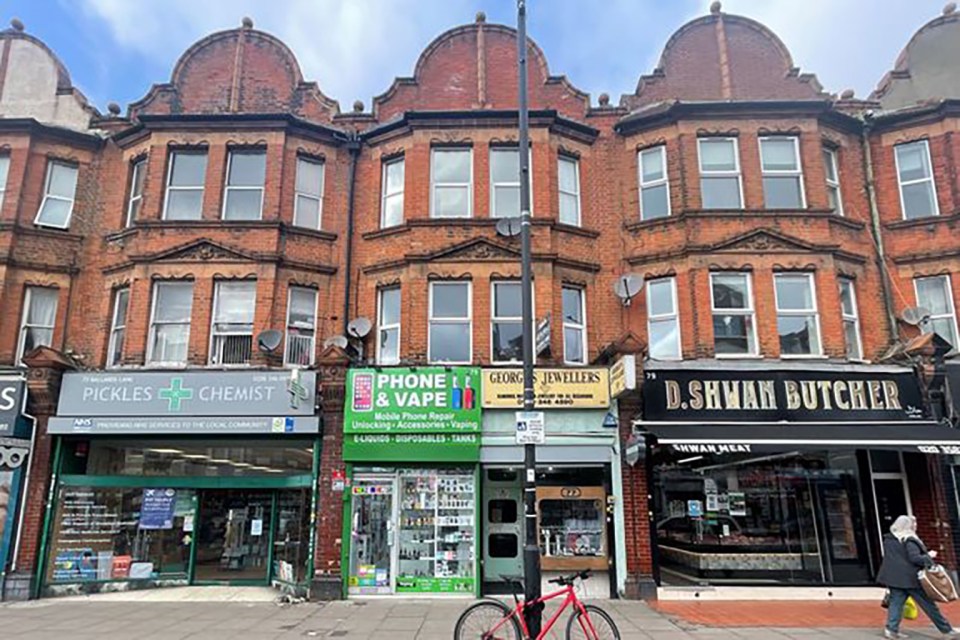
[41,370,320,597]
[343,367,480,596]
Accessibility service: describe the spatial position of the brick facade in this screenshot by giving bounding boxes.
[2,3,960,599]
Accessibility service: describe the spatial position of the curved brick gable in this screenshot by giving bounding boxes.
[623,10,826,108]
[129,23,339,121]
[372,20,590,122]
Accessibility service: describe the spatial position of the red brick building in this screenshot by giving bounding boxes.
[1,3,960,601]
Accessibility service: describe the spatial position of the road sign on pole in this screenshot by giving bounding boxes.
[515,411,545,445]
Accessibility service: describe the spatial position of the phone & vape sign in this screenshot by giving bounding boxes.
[343,368,481,462]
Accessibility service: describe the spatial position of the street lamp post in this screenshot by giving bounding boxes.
[517,0,542,634]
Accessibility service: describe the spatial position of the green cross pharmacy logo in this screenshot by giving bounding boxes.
[159,377,194,411]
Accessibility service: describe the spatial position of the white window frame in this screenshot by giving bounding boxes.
[697,137,743,210]
[773,272,823,358]
[490,281,535,365]
[638,145,671,220]
[147,281,193,367]
[428,281,473,364]
[209,281,257,366]
[489,147,532,219]
[162,150,206,221]
[380,157,404,228]
[709,272,758,358]
[759,136,806,209]
[221,150,266,221]
[895,140,940,220]
[647,276,681,360]
[823,146,843,216]
[126,158,146,227]
[293,156,325,229]
[284,286,318,367]
[107,287,130,368]
[838,278,863,361]
[34,160,78,229]
[17,287,58,363]
[914,275,959,350]
[0,155,10,213]
[562,285,587,366]
[557,155,581,227]
[376,286,401,366]
[430,148,473,219]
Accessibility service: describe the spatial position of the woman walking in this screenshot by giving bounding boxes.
[877,515,958,638]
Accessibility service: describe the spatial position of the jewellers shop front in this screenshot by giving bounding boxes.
[41,370,319,597]
[478,368,625,600]
[637,361,960,589]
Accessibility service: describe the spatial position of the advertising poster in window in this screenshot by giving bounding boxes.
[728,492,747,517]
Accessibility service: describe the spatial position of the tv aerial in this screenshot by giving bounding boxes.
[495,217,523,238]
[256,330,283,353]
[613,274,644,307]
[901,306,931,326]
[323,335,349,350]
[347,317,372,339]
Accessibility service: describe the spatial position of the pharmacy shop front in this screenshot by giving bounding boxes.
[42,370,320,597]
[342,367,481,597]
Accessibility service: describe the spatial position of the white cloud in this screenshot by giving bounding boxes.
[79,0,477,108]
[78,0,949,109]
[720,0,946,97]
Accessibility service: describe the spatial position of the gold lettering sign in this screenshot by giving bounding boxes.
[481,368,611,409]
[609,355,636,399]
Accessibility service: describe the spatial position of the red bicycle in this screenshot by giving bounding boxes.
[453,570,620,639]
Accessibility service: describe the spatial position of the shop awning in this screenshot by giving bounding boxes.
[636,421,960,455]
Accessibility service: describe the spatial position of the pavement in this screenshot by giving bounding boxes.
[2,587,959,639]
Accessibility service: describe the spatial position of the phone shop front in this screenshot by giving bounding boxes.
[342,367,481,597]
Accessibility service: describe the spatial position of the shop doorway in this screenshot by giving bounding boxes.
[482,468,523,593]
[192,488,311,585]
[348,476,396,595]
[194,490,273,583]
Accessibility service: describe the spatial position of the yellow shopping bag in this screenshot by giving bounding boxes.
[904,596,919,620]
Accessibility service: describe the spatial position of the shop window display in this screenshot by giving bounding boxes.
[349,468,477,595]
[653,450,871,585]
[47,487,194,583]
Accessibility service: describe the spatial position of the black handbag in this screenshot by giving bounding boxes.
[881,590,891,609]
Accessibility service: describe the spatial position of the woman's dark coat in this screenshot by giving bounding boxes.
[877,533,934,589]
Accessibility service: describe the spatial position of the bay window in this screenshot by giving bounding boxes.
[285,287,317,367]
[647,277,681,359]
[429,282,471,363]
[492,282,523,363]
[148,282,193,366]
[163,151,207,220]
[760,137,805,209]
[562,286,586,365]
[431,149,472,218]
[210,281,256,365]
[915,275,958,350]
[639,145,670,220]
[35,160,78,228]
[710,273,757,356]
[17,287,58,362]
[698,138,742,209]
[294,156,324,229]
[107,287,130,367]
[774,273,822,356]
[895,140,939,220]
[222,150,266,221]
[377,287,401,365]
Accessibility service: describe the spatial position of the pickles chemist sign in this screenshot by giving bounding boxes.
[343,368,481,462]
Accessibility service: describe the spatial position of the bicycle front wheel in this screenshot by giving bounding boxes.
[454,599,522,640]
[566,604,621,640]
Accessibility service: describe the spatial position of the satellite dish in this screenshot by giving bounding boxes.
[613,274,644,306]
[257,330,283,353]
[324,335,349,350]
[347,317,373,339]
[495,217,522,238]
[902,306,931,326]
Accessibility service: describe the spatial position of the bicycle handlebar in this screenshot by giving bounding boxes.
[547,569,592,586]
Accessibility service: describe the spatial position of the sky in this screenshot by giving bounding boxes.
[3,0,950,114]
